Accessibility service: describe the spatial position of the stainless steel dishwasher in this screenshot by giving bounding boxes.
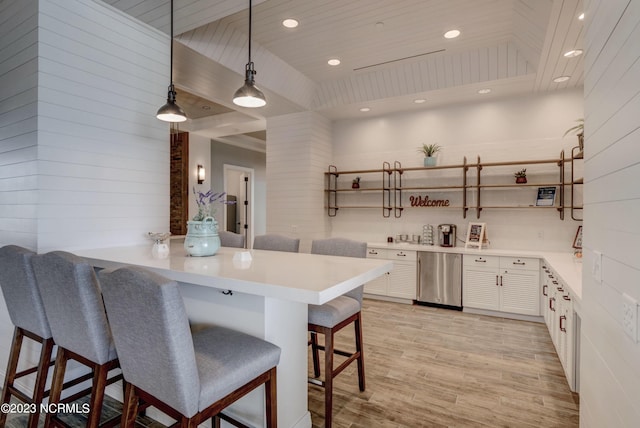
[416,252,462,309]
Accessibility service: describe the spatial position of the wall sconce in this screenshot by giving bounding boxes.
[197,165,205,184]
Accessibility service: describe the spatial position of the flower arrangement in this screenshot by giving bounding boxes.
[192,187,235,221]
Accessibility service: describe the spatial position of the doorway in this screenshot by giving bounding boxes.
[223,164,254,248]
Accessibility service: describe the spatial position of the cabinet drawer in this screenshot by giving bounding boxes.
[388,250,416,261]
[463,255,499,268]
[500,256,539,271]
[367,248,389,259]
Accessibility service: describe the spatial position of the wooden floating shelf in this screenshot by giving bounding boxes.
[476,182,563,189]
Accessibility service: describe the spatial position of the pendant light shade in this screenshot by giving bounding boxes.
[233,0,266,108]
[157,84,187,122]
[157,0,187,122]
[233,62,266,108]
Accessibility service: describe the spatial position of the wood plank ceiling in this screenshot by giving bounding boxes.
[102,0,584,142]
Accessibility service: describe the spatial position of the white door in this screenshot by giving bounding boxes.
[223,165,254,248]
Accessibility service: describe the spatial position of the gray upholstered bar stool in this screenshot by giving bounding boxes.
[308,238,367,428]
[0,245,55,428]
[253,234,300,253]
[98,265,281,428]
[219,230,245,248]
[31,251,122,428]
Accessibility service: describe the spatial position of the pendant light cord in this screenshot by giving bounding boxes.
[170,0,174,84]
[248,0,252,65]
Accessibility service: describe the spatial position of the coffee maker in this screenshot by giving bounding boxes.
[438,224,457,247]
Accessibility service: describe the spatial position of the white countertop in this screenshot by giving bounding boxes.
[75,244,392,305]
[368,242,583,301]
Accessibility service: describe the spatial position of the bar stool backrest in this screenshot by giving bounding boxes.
[253,234,300,253]
[311,238,367,304]
[31,251,115,365]
[99,265,200,418]
[219,231,245,248]
[0,245,51,339]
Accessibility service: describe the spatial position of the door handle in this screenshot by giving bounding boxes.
[543,284,548,296]
[560,315,567,332]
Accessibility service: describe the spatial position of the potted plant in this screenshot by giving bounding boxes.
[564,118,584,151]
[184,188,235,257]
[514,168,527,184]
[352,176,361,189]
[418,143,441,167]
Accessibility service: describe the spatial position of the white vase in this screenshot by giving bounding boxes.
[184,217,221,257]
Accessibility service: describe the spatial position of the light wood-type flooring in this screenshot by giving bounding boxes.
[308,299,579,427]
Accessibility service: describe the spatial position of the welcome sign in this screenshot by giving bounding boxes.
[409,195,451,207]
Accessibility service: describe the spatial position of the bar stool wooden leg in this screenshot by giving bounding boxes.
[265,367,277,428]
[310,332,321,378]
[28,336,55,428]
[86,364,109,427]
[45,347,69,428]
[121,382,139,428]
[324,327,334,428]
[0,327,23,427]
[355,312,365,392]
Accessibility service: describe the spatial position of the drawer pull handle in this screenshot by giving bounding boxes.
[512,261,526,265]
[542,284,548,296]
[560,315,567,332]
[557,287,564,292]
[397,253,406,257]
[563,295,571,301]
[552,280,558,285]
[475,259,486,263]
[550,297,556,312]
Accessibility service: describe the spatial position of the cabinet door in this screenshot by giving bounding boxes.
[500,269,540,316]
[463,268,500,310]
[365,272,388,296]
[387,261,417,299]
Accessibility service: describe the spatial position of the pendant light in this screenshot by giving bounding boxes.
[233,0,266,108]
[157,0,187,122]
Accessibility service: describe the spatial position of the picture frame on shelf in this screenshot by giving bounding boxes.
[573,225,583,249]
[536,186,557,206]
[465,222,487,249]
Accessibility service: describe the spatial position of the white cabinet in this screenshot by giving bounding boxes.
[365,247,417,301]
[463,255,540,316]
[541,263,577,391]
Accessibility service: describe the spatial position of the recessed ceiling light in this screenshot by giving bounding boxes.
[564,49,583,58]
[359,107,371,112]
[413,99,426,104]
[375,21,385,30]
[578,13,585,20]
[327,58,341,66]
[444,29,461,39]
[553,76,571,83]
[282,18,298,28]
[201,105,211,110]
[477,88,491,94]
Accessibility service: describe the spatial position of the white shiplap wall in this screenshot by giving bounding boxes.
[580,0,640,426]
[0,0,171,389]
[0,0,39,250]
[35,0,170,252]
[266,112,332,252]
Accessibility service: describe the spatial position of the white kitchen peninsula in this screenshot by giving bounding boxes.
[75,243,392,428]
